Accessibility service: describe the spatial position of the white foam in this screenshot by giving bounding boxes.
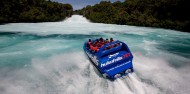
[0,15,154,35]
[133,53,190,94]
[64,15,90,23]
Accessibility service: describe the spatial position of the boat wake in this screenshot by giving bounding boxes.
[0,52,144,94]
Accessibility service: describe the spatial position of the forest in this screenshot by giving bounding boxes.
[76,0,190,32]
[0,0,73,23]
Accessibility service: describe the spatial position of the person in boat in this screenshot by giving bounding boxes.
[94,39,99,46]
[89,43,94,51]
[96,42,101,49]
[99,37,105,47]
[87,39,92,48]
[110,38,114,42]
[89,42,98,52]
[88,39,92,45]
[92,44,99,52]
[95,46,99,52]
[107,38,115,48]
[105,38,109,44]
[110,38,116,48]
[100,37,104,44]
[103,38,109,50]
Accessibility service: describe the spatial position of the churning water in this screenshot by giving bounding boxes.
[0,15,190,94]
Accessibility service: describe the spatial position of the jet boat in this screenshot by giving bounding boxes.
[83,38,133,80]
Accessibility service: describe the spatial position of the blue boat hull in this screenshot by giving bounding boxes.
[83,40,134,80]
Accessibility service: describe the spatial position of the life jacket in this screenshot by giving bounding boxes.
[93,46,98,52]
[88,42,92,45]
[90,45,94,50]
[100,40,104,44]
[97,44,101,49]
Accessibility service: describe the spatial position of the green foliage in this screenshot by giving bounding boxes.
[0,0,73,23]
[76,0,190,32]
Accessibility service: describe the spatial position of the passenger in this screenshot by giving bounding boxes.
[87,39,92,48]
[110,38,114,42]
[105,38,109,44]
[94,46,99,52]
[89,44,97,52]
[90,44,94,51]
[94,39,99,46]
[99,37,104,47]
[100,37,103,41]
[97,44,101,49]
[99,37,104,44]
[92,45,99,52]
[88,39,92,45]
[97,42,102,49]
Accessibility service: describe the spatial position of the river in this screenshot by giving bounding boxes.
[0,15,190,94]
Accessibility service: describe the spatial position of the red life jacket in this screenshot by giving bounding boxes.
[90,45,95,51]
[90,45,94,50]
[93,46,97,51]
[93,46,99,52]
[100,41,104,44]
[88,42,92,45]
